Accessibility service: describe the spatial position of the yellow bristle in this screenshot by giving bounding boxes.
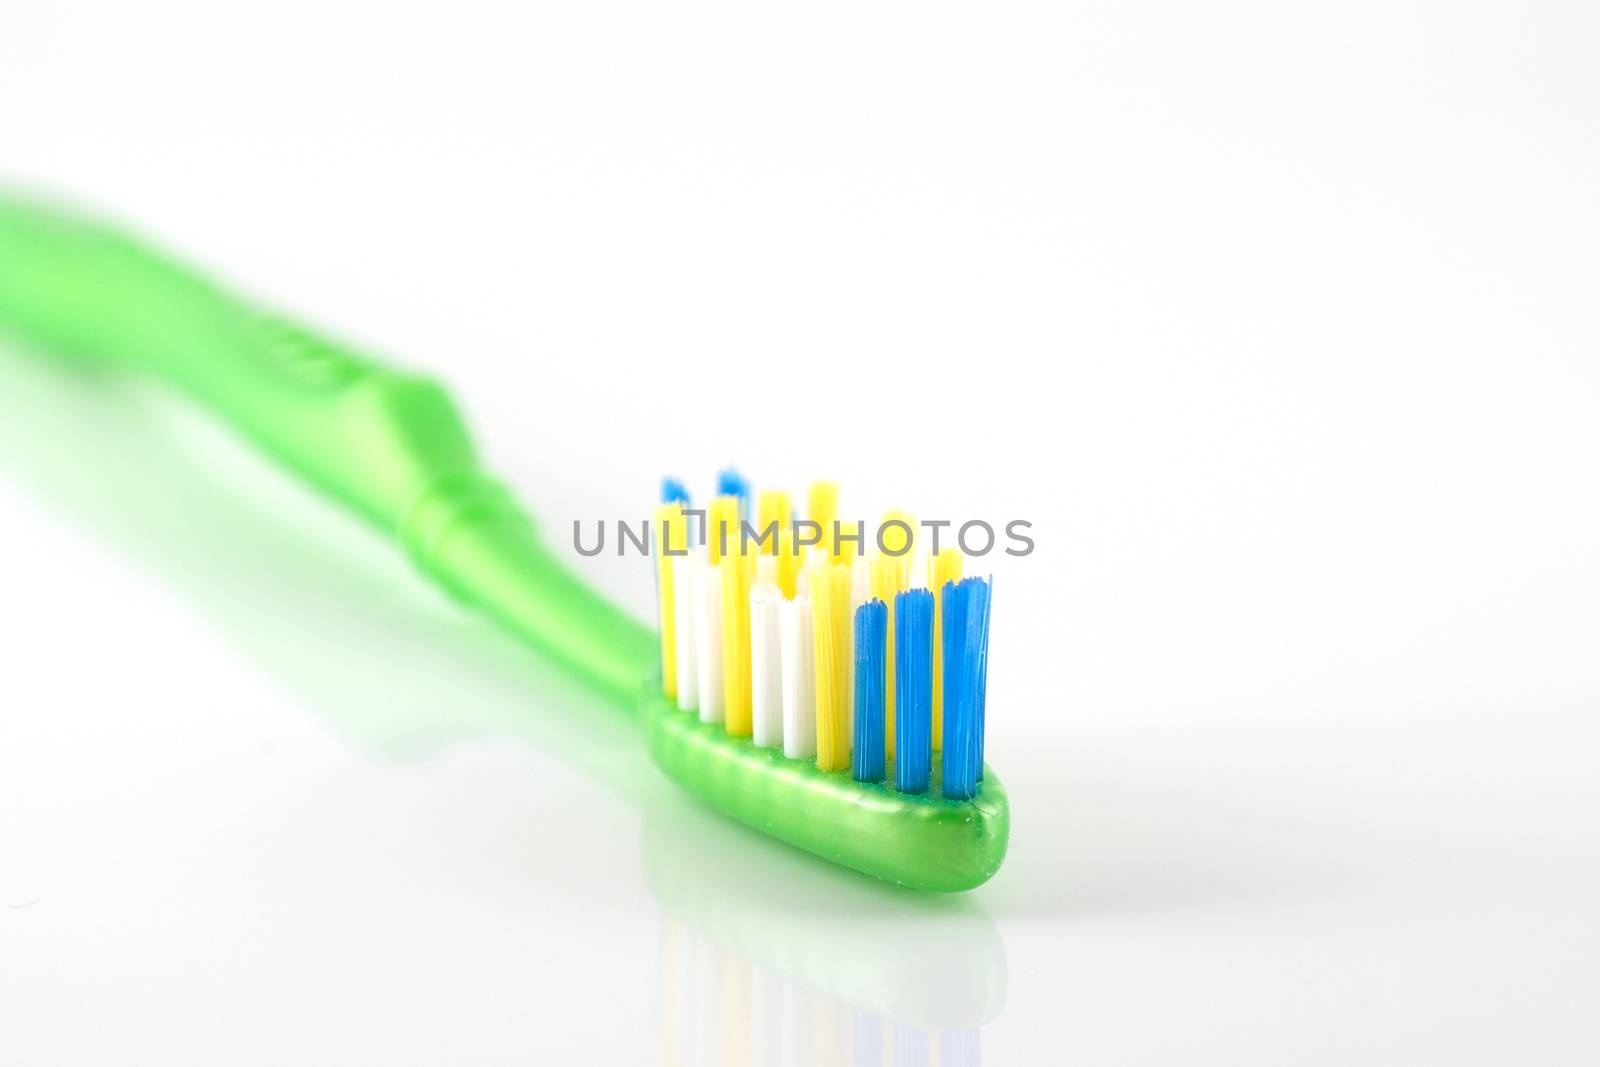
[654,503,686,699]
[870,550,909,760]
[832,564,853,745]
[880,507,916,559]
[807,481,838,559]
[707,495,740,565]
[774,527,801,599]
[835,521,860,567]
[720,547,754,736]
[810,558,852,772]
[756,489,791,546]
[929,547,964,750]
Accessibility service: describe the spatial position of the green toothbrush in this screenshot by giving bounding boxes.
[0,193,1009,891]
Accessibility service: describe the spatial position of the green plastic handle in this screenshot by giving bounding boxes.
[0,194,657,705]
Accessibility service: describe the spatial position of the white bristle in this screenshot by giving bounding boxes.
[755,553,778,589]
[779,594,817,759]
[672,554,699,712]
[749,585,783,747]
[695,556,725,724]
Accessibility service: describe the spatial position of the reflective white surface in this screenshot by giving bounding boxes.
[2,3,1599,1062]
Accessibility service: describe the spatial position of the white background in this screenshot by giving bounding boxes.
[2,2,1598,1063]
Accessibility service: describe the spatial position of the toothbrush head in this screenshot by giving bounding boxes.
[646,477,1008,892]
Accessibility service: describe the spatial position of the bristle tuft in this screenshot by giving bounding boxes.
[852,600,888,783]
[750,585,783,747]
[672,555,699,712]
[720,550,754,736]
[756,489,791,541]
[661,477,690,506]
[941,576,991,800]
[707,496,739,565]
[695,559,725,725]
[774,527,802,599]
[653,503,685,699]
[716,468,750,518]
[810,559,853,772]
[894,588,934,793]
[807,481,839,560]
[779,595,816,759]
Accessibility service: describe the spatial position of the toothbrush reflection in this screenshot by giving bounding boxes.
[656,918,983,1067]
[642,796,1004,1067]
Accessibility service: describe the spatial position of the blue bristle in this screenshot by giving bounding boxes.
[940,582,974,799]
[895,588,934,794]
[941,1029,981,1067]
[660,477,690,506]
[896,1024,933,1067]
[852,600,887,783]
[941,576,991,800]
[975,577,992,780]
[715,468,750,520]
[852,1012,884,1065]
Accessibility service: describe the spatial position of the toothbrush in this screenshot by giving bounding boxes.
[0,193,1009,891]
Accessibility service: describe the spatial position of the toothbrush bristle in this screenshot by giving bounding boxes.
[810,559,853,773]
[940,576,992,800]
[661,477,690,506]
[694,560,725,725]
[707,495,739,565]
[672,554,699,713]
[755,489,791,538]
[894,588,934,794]
[653,503,686,701]
[716,468,750,517]
[647,474,1000,882]
[807,481,838,552]
[720,547,754,737]
[749,585,784,747]
[778,594,817,759]
[851,599,887,783]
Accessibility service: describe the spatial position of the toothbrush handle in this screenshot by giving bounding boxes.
[0,193,656,704]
